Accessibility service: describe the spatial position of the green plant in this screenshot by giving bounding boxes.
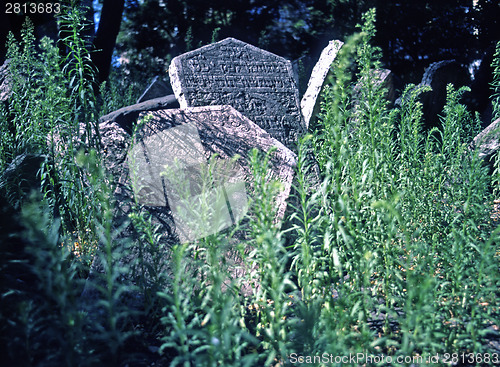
[491,41,500,121]
[155,152,259,366]
[76,149,138,366]
[1,7,498,366]
[58,2,100,148]
[1,196,86,366]
[243,148,295,364]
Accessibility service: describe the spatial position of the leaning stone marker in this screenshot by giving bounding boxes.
[99,95,179,132]
[0,61,11,102]
[169,38,305,149]
[395,60,470,129]
[128,105,296,243]
[136,76,173,103]
[300,40,343,128]
[352,68,395,113]
[473,117,500,160]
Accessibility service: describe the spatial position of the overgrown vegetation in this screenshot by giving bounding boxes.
[0,7,499,367]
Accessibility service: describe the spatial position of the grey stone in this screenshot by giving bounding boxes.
[353,68,395,103]
[396,60,470,129]
[0,153,45,202]
[420,60,470,128]
[374,68,395,103]
[99,105,296,241]
[136,76,173,103]
[472,117,500,160]
[169,38,305,149]
[420,60,455,86]
[128,105,296,243]
[0,60,11,102]
[99,95,179,132]
[300,40,343,128]
[349,68,395,129]
[291,54,315,97]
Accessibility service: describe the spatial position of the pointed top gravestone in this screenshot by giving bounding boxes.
[169,38,305,149]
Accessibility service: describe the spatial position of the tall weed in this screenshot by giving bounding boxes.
[0,6,498,366]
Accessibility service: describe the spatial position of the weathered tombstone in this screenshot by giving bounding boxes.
[374,69,395,103]
[0,60,11,102]
[136,76,173,103]
[417,60,470,129]
[300,40,344,128]
[86,105,297,304]
[127,105,296,243]
[344,68,396,133]
[169,37,305,149]
[99,95,179,132]
[472,117,500,161]
[0,153,46,202]
[352,68,395,102]
[129,121,247,243]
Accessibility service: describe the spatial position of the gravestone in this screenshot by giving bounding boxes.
[137,76,173,103]
[99,95,179,132]
[128,105,296,242]
[419,60,470,129]
[395,60,470,129]
[352,68,395,108]
[0,60,11,102]
[472,117,500,161]
[300,40,344,128]
[372,69,395,103]
[169,38,305,149]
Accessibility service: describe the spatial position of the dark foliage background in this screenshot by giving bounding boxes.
[115,0,500,83]
[1,0,499,88]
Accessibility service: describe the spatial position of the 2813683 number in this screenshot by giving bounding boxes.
[5,2,61,14]
[442,353,499,365]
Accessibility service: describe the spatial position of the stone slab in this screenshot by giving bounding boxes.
[99,95,179,132]
[419,60,470,128]
[396,60,470,129]
[300,40,344,128]
[473,117,500,160]
[137,76,173,103]
[169,38,305,149]
[128,105,296,242]
[0,60,11,102]
[352,68,395,105]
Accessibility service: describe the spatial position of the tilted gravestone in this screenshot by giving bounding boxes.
[472,117,500,161]
[127,105,297,242]
[82,105,297,304]
[99,95,179,132]
[169,38,305,149]
[300,40,344,128]
[136,76,173,103]
[0,60,11,102]
[419,60,470,128]
[396,60,470,129]
[352,68,395,114]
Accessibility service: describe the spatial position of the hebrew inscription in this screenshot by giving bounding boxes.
[169,38,305,149]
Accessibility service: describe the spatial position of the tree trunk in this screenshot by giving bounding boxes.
[91,0,125,84]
